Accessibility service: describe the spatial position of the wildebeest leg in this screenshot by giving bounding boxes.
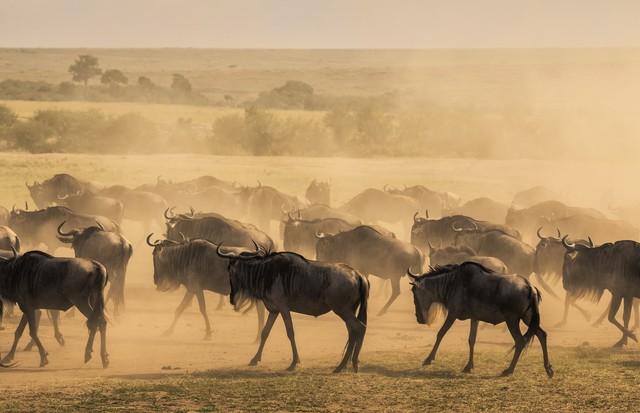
[333,312,358,373]
[23,310,42,351]
[215,294,225,311]
[593,302,610,327]
[350,318,366,373]
[535,327,554,378]
[98,317,108,368]
[463,319,479,373]
[501,318,524,377]
[163,291,194,337]
[254,301,265,343]
[250,311,278,366]
[281,310,300,371]
[377,277,400,316]
[631,299,640,331]
[73,300,99,364]
[50,310,65,346]
[423,314,456,366]
[613,296,634,348]
[554,296,572,328]
[195,290,212,340]
[23,309,49,367]
[608,295,637,347]
[1,314,28,364]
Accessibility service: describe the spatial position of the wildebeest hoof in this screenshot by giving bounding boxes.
[1,354,15,364]
[203,332,212,341]
[161,329,174,337]
[332,365,345,374]
[286,363,298,371]
[545,365,554,378]
[628,332,638,342]
[500,369,513,377]
[55,335,65,346]
[101,354,110,369]
[248,358,260,366]
[85,352,92,363]
[422,358,433,366]
[39,357,49,368]
[462,365,473,373]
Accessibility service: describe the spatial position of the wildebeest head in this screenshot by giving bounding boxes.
[560,234,597,297]
[215,242,265,309]
[56,220,105,245]
[407,268,442,325]
[146,233,185,292]
[26,181,49,209]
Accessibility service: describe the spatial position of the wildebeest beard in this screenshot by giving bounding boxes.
[563,244,628,302]
[229,253,331,301]
[154,244,193,292]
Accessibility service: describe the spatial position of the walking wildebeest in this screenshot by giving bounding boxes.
[99,185,168,231]
[340,188,419,227]
[216,244,369,372]
[445,197,510,225]
[146,234,265,340]
[316,225,423,315]
[55,191,124,225]
[26,174,101,209]
[561,236,640,347]
[408,262,553,378]
[0,249,109,367]
[428,243,508,274]
[283,215,356,258]
[384,185,454,219]
[57,221,133,316]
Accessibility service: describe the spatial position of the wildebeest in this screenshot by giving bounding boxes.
[99,185,167,230]
[340,188,419,226]
[561,236,640,347]
[26,174,101,209]
[9,206,119,251]
[282,204,361,225]
[165,208,275,252]
[146,235,264,340]
[316,225,423,315]
[0,249,108,367]
[0,206,8,226]
[57,221,133,316]
[384,185,454,218]
[408,262,553,377]
[512,186,560,209]
[411,212,520,253]
[428,244,508,274]
[306,180,330,206]
[445,197,509,225]
[283,216,355,258]
[0,226,20,252]
[236,182,304,233]
[55,191,124,225]
[140,175,238,202]
[216,244,369,372]
[550,214,639,245]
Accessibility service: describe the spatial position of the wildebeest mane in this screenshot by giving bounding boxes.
[231,252,331,300]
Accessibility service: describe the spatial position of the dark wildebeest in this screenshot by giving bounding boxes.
[428,244,508,274]
[340,188,419,227]
[147,235,264,340]
[411,212,521,254]
[0,249,108,367]
[26,174,101,209]
[316,225,423,315]
[57,221,133,316]
[384,185,455,219]
[306,180,330,206]
[216,244,369,372]
[0,206,9,226]
[445,197,509,225]
[9,206,119,251]
[55,191,124,225]
[408,263,553,377]
[283,216,355,258]
[0,226,20,252]
[561,236,640,347]
[99,185,167,230]
[505,200,606,243]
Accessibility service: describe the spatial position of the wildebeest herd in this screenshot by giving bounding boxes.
[1,173,640,378]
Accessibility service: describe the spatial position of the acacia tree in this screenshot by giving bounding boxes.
[171,73,192,93]
[101,69,128,87]
[68,55,102,87]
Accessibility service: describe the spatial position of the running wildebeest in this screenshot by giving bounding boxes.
[561,236,640,347]
[0,249,109,367]
[146,234,265,340]
[57,221,133,316]
[216,244,369,373]
[316,225,423,315]
[428,243,508,274]
[408,262,553,378]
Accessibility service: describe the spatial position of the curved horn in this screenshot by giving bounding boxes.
[10,246,17,260]
[188,206,195,217]
[556,228,562,238]
[413,211,420,223]
[57,194,69,200]
[11,205,15,213]
[407,267,421,280]
[315,231,327,239]
[561,235,576,251]
[56,221,75,237]
[146,233,160,247]
[179,232,187,243]
[425,209,429,219]
[164,207,174,220]
[588,236,594,247]
[95,220,105,231]
[216,243,238,259]
[536,226,545,240]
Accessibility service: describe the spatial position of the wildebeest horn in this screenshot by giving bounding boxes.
[413,211,420,223]
[57,194,69,200]
[164,207,174,220]
[556,228,562,238]
[146,233,161,247]
[407,267,421,280]
[10,246,17,260]
[561,235,576,251]
[588,236,594,247]
[288,212,296,222]
[95,220,105,231]
[425,209,429,219]
[179,232,187,243]
[315,232,328,239]
[24,201,28,210]
[536,226,545,240]
[57,221,75,237]
[451,222,465,232]
[188,207,195,217]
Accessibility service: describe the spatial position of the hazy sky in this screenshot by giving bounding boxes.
[2,0,640,48]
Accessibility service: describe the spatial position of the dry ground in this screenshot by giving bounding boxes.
[0,153,639,412]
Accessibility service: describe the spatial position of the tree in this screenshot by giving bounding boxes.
[0,104,18,127]
[171,73,192,93]
[137,76,155,89]
[68,55,102,87]
[101,69,128,86]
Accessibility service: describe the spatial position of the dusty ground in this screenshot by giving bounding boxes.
[0,153,639,412]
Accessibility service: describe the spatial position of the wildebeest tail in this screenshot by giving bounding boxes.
[522,286,541,348]
[356,272,369,327]
[87,263,108,330]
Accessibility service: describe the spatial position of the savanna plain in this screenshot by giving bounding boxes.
[0,154,638,412]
